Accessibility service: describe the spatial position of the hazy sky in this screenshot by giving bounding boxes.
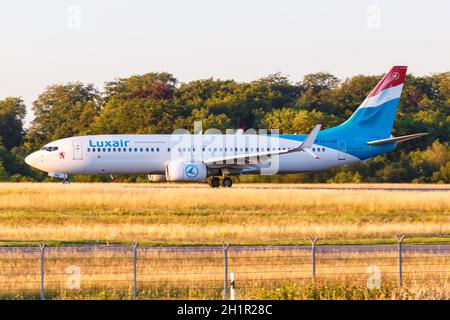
[0,0,448,125]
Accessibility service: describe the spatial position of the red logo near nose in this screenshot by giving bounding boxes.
[59,152,65,159]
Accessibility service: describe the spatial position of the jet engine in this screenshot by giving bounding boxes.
[165,161,208,181]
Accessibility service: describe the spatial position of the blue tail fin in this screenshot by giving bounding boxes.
[323,66,407,139]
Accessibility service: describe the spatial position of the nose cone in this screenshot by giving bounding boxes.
[25,152,40,168]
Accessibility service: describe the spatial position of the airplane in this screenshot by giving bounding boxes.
[25,66,427,187]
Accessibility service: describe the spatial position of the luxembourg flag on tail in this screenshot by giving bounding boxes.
[326,66,408,139]
[359,66,407,109]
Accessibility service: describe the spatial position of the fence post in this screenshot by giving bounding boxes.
[230,272,235,301]
[395,235,405,289]
[223,242,230,300]
[132,241,138,300]
[39,243,46,300]
[309,237,318,282]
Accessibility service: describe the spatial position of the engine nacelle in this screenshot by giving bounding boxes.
[165,162,208,182]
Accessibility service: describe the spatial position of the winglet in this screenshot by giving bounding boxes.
[299,123,322,149]
[291,123,322,159]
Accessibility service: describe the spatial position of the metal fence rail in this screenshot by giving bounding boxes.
[0,237,449,300]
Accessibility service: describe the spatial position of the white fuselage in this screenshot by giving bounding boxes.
[25,134,359,177]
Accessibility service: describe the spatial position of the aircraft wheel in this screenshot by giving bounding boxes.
[210,177,221,188]
[222,177,233,188]
[63,178,71,185]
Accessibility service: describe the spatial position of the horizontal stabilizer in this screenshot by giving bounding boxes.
[367,133,428,145]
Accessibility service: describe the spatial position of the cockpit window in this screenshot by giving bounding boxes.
[41,146,58,152]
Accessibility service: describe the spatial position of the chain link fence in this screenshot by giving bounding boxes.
[0,237,449,300]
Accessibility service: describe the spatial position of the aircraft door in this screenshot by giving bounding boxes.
[193,132,203,162]
[338,140,346,160]
[73,140,83,160]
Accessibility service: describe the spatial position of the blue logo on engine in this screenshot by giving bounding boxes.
[185,165,199,178]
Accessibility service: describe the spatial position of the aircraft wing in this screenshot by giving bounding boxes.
[203,123,322,165]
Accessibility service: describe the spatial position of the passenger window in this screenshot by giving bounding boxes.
[113,148,116,152]
[322,148,325,152]
[108,148,111,152]
[156,148,159,152]
[103,148,106,152]
[312,148,315,151]
[134,148,138,152]
[87,148,91,152]
[139,148,143,152]
[167,148,171,152]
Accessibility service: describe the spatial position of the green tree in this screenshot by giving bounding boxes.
[263,108,339,133]
[26,83,100,150]
[0,97,26,150]
[104,72,177,101]
[91,97,176,134]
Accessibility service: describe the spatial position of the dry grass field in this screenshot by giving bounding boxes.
[0,182,449,245]
[0,182,449,300]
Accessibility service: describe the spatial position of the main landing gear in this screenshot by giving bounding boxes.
[63,178,71,185]
[208,176,233,188]
[222,177,233,188]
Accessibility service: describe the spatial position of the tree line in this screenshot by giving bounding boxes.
[0,71,448,183]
